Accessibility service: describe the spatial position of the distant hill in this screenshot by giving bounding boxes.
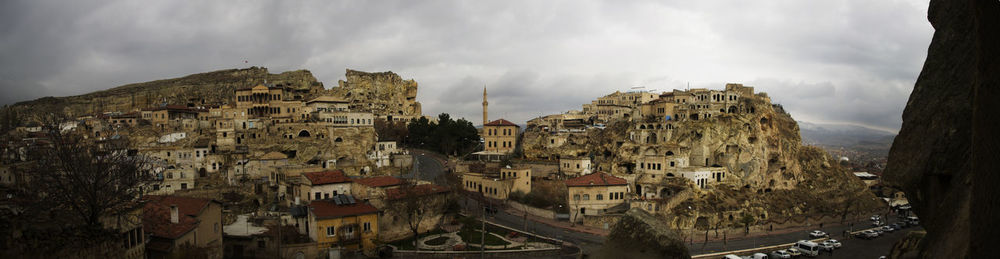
[798,121,896,149]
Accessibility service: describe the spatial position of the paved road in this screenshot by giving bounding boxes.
[718,220,921,259]
[404,151,448,185]
[409,151,908,258]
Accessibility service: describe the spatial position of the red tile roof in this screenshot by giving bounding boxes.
[142,195,214,240]
[309,200,378,219]
[304,170,351,185]
[484,119,519,127]
[353,176,403,188]
[565,172,627,187]
[385,184,451,200]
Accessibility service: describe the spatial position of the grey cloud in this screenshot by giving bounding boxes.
[0,0,932,132]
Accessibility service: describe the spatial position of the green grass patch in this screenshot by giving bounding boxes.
[458,229,510,246]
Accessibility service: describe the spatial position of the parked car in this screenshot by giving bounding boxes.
[875,227,885,234]
[896,221,909,228]
[786,248,803,257]
[882,225,895,233]
[770,249,792,259]
[824,239,842,248]
[890,223,902,230]
[872,221,884,227]
[723,254,742,259]
[817,241,835,252]
[748,252,769,259]
[871,215,881,221]
[856,230,878,239]
[809,230,828,238]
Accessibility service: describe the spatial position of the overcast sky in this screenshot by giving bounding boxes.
[0,0,932,133]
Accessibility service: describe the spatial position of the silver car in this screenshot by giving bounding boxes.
[770,249,792,259]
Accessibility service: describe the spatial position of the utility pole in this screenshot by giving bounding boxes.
[481,200,487,259]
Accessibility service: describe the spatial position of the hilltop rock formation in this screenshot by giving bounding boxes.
[598,208,690,259]
[884,0,1000,258]
[329,69,422,118]
[11,67,324,119]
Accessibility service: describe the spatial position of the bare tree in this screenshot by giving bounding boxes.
[385,180,448,250]
[1,123,160,257]
[31,127,159,228]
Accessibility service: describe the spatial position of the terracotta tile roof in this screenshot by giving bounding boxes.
[309,200,378,219]
[564,172,627,187]
[353,176,403,188]
[385,184,451,200]
[142,195,214,240]
[484,119,519,127]
[304,170,351,185]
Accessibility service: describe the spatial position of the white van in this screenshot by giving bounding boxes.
[751,252,769,259]
[792,240,820,257]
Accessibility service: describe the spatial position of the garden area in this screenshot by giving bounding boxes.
[387,215,558,252]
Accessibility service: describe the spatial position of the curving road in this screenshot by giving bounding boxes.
[408,151,908,258]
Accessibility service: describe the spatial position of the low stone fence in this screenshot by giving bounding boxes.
[582,214,623,230]
[392,248,562,258]
[508,200,556,220]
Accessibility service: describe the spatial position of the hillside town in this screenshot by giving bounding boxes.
[1,69,909,259]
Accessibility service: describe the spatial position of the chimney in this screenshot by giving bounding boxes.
[170,204,179,224]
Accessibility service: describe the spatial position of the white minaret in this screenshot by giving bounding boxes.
[482,85,489,125]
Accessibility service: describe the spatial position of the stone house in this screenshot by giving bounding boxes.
[560,157,593,176]
[303,197,380,255]
[566,172,629,222]
[481,119,519,154]
[300,170,353,202]
[461,166,531,200]
[142,195,224,259]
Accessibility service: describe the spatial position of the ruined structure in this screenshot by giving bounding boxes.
[328,69,422,123]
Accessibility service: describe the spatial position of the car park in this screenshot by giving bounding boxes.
[808,230,828,238]
[770,249,792,259]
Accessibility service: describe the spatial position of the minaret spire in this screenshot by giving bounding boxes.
[482,85,489,125]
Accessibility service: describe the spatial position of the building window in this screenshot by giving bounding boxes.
[180,183,188,189]
[326,226,335,237]
[215,223,219,233]
[573,194,581,201]
[363,222,371,232]
[315,193,321,200]
[596,194,603,200]
[583,194,590,200]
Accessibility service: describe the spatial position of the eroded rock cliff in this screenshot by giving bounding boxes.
[884,1,1000,258]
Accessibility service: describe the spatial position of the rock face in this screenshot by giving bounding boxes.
[11,67,324,119]
[598,208,690,259]
[884,1,1000,258]
[523,90,880,230]
[331,69,422,118]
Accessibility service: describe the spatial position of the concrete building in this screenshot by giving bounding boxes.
[565,172,629,222]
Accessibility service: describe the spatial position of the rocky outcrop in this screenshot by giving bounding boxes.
[883,1,1000,258]
[11,67,324,119]
[598,208,690,259]
[329,69,422,118]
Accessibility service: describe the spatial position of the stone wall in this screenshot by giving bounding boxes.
[507,200,555,219]
[582,214,622,230]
